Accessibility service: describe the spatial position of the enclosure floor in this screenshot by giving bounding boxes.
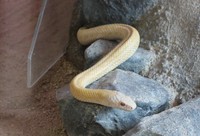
[0,1,78,135]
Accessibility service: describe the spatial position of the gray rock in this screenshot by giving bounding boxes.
[65,1,85,69]
[82,0,158,26]
[84,40,156,74]
[124,97,200,136]
[57,69,170,136]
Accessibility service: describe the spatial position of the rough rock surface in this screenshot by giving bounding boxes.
[57,69,170,136]
[82,0,158,26]
[135,0,200,103]
[124,97,200,136]
[84,39,156,74]
[66,1,85,69]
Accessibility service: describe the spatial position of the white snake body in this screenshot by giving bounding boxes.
[70,24,140,111]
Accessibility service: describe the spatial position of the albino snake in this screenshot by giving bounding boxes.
[70,24,140,111]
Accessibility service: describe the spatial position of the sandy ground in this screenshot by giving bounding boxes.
[0,0,78,135]
[0,57,79,136]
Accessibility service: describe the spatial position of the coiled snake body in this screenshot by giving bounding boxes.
[70,24,140,111]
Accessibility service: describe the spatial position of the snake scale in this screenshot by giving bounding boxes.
[70,24,140,111]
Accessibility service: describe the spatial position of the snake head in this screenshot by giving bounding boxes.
[109,91,137,111]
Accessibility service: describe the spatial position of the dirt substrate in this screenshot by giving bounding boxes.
[0,57,79,136]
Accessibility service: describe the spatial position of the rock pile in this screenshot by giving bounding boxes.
[61,0,200,135]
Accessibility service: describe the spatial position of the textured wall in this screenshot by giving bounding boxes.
[136,0,200,103]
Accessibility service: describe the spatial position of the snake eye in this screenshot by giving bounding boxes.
[120,102,126,106]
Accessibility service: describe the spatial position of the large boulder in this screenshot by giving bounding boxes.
[124,97,200,136]
[57,69,170,136]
